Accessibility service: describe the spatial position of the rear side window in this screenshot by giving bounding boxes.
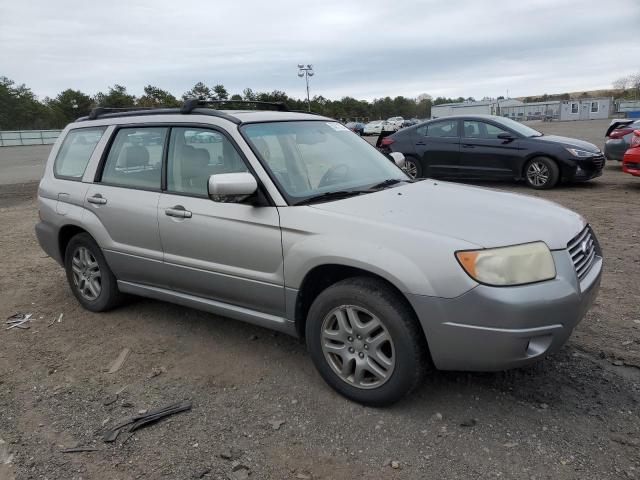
[100,127,167,189]
[54,127,106,179]
[427,120,458,138]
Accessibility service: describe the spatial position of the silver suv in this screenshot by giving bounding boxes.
[36,101,602,406]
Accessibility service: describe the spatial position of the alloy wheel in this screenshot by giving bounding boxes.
[320,305,395,389]
[526,161,550,187]
[403,159,418,179]
[71,246,102,301]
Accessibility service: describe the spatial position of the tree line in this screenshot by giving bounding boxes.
[0,77,467,131]
[3,72,638,131]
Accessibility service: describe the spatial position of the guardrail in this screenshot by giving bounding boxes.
[0,130,61,147]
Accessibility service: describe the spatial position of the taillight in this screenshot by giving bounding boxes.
[609,127,633,139]
[380,137,395,146]
[631,130,640,148]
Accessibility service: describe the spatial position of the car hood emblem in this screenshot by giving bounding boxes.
[581,240,589,254]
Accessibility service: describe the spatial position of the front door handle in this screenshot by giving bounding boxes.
[87,194,107,205]
[415,141,426,146]
[165,205,192,219]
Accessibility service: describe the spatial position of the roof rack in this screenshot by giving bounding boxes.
[181,99,289,114]
[87,106,168,120]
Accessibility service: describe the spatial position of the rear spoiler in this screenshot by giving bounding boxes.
[605,119,634,138]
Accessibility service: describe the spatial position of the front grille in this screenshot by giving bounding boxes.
[567,226,597,281]
[592,155,605,170]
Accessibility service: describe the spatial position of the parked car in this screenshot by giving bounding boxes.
[401,118,419,128]
[345,121,365,136]
[363,120,392,136]
[604,119,640,161]
[622,130,640,177]
[36,102,602,406]
[386,116,404,130]
[381,114,605,189]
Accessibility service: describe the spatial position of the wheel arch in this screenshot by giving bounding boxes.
[293,264,430,358]
[58,224,91,262]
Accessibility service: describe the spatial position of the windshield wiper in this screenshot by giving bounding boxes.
[294,190,368,206]
[366,178,410,191]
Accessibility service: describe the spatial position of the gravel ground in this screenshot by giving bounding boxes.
[1,119,639,480]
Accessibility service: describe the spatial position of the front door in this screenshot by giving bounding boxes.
[85,126,168,287]
[157,126,285,316]
[458,120,521,178]
[414,119,460,177]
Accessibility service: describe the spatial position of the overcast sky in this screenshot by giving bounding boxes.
[1,0,639,102]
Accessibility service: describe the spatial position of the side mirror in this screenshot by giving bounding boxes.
[497,132,515,141]
[388,152,405,168]
[208,173,258,203]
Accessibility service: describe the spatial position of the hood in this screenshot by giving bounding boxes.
[534,135,600,153]
[311,180,585,250]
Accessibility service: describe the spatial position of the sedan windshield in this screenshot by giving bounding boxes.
[493,117,543,137]
[242,121,408,204]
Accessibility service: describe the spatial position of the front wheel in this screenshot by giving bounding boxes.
[306,277,428,406]
[524,157,559,189]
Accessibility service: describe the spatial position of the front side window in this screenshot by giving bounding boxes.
[100,127,167,189]
[54,127,106,179]
[242,121,406,202]
[167,128,248,196]
[427,120,458,138]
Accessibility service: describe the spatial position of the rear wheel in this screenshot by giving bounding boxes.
[402,156,423,179]
[64,233,122,312]
[524,157,559,189]
[306,277,428,406]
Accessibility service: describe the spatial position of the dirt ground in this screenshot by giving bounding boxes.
[1,119,639,480]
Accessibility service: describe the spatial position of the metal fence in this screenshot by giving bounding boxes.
[0,130,61,147]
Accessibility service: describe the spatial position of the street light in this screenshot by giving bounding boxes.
[297,64,314,111]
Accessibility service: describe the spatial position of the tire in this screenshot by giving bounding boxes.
[524,157,559,189]
[403,155,423,179]
[306,277,428,406]
[64,232,122,312]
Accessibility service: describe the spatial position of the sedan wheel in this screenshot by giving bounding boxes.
[524,157,559,189]
[526,160,550,187]
[401,157,422,179]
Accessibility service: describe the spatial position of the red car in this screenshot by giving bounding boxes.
[622,130,640,177]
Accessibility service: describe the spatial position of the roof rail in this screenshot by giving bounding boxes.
[181,99,289,114]
[87,106,165,120]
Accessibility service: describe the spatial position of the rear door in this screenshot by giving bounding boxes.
[458,120,521,178]
[414,119,460,177]
[84,126,168,287]
[157,126,285,316]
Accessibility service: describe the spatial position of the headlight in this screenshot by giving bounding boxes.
[566,147,595,158]
[455,242,556,286]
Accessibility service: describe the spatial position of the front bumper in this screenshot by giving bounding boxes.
[563,154,605,182]
[407,250,602,371]
[623,150,640,177]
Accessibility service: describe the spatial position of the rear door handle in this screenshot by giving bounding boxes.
[415,141,426,146]
[462,144,475,148]
[87,194,107,205]
[165,206,192,219]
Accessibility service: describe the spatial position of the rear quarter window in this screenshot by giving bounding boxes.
[54,127,106,179]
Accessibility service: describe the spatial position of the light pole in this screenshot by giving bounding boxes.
[297,64,314,111]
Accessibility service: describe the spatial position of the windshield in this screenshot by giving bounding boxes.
[493,116,543,137]
[242,121,407,203]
